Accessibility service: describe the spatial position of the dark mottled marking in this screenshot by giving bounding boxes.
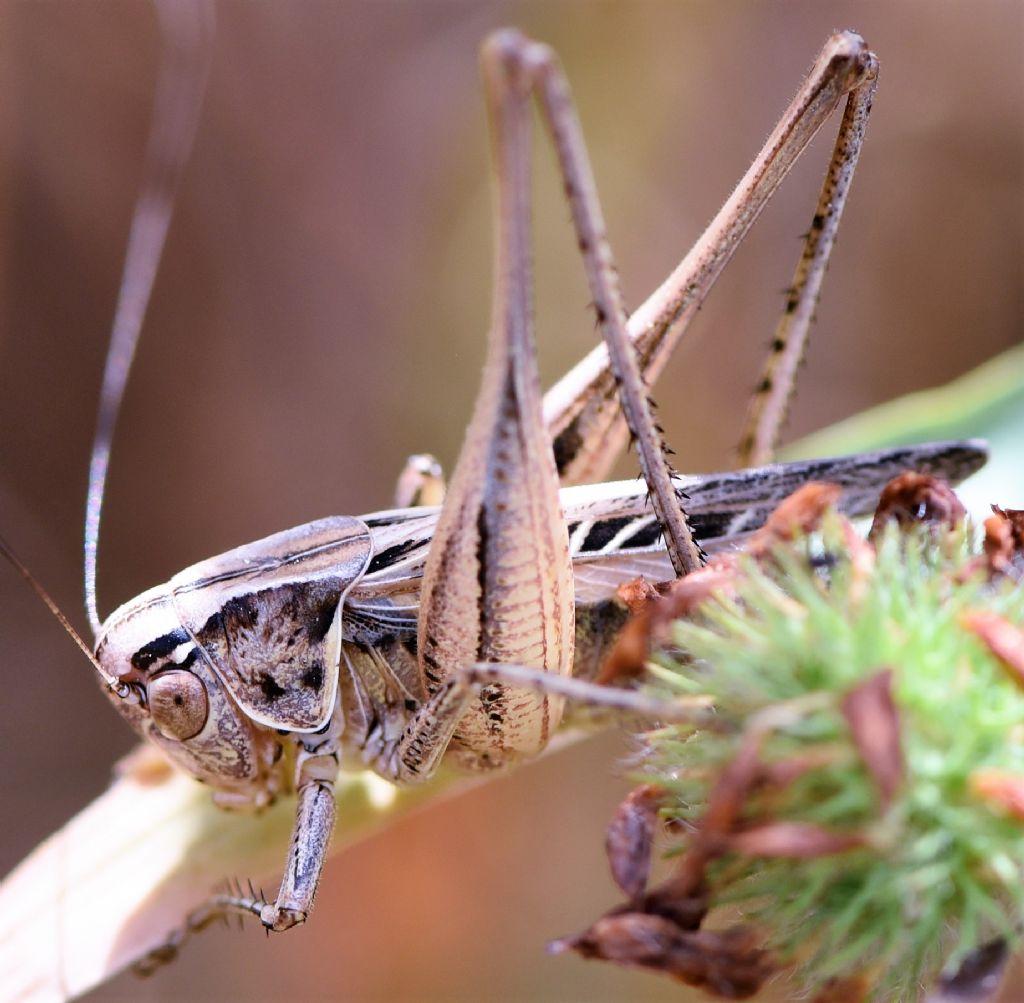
[756,377,772,394]
[301,661,325,691]
[475,506,490,662]
[366,539,422,575]
[131,628,190,671]
[811,213,825,230]
[222,594,259,629]
[423,647,442,686]
[260,673,286,701]
[480,683,504,730]
[177,648,199,671]
[307,601,336,643]
[362,511,419,528]
[552,422,584,475]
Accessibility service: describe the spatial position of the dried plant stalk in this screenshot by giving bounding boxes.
[0,747,470,1003]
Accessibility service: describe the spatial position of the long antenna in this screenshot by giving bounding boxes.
[1,535,118,688]
[83,1,214,638]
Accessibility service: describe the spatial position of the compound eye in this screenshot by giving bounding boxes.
[148,670,209,741]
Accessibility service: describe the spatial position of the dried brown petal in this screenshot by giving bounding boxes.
[640,883,710,931]
[926,936,1008,1002]
[969,770,1024,820]
[605,784,666,899]
[728,822,863,858]
[598,559,743,684]
[983,507,1024,582]
[661,554,743,619]
[616,576,661,614]
[813,974,871,1003]
[868,473,965,542]
[656,731,767,901]
[760,747,843,788]
[594,578,663,684]
[596,614,651,684]
[961,611,1024,691]
[983,513,1015,575]
[748,482,843,557]
[703,731,765,836]
[551,914,774,998]
[991,506,1024,550]
[840,668,904,804]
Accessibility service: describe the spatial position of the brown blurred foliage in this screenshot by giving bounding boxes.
[1,3,1021,1001]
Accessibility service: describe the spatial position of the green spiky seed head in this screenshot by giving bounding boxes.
[642,509,1024,1000]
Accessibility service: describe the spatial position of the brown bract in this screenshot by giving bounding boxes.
[991,506,1024,549]
[969,770,1024,820]
[605,784,666,899]
[595,578,664,684]
[728,822,863,858]
[982,506,1024,579]
[597,559,742,684]
[928,937,1009,1002]
[811,974,871,1003]
[868,473,965,542]
[840,668,904,806]
[746,482,842,557]
[551,915,774,999]
[961,611,1024,691]
[759,747,844,787]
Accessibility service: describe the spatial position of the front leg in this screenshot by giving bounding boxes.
[136,741,339,972]
[225,734,342,931]
[257,755,337,932]
[377,662,709,785]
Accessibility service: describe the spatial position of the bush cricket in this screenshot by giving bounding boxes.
[0,5,988,979]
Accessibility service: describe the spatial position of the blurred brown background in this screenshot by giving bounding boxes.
[1,2,1021,1001]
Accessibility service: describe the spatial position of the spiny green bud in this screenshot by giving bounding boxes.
[560,486,1024,1001]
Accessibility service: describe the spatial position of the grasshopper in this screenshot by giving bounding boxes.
[7,10,987,971]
